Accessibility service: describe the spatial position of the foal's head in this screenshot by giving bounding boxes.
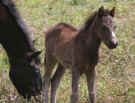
[95,6,118,49]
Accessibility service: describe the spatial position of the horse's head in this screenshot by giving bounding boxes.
[25,51,42,70]
[0,0,9,23]
[0,0,42,99]
[9,51,43,99]
[96,6,118,49]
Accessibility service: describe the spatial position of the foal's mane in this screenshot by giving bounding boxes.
[80,8,112,32]
[1,0,35,51]
[76,11,98,40]
[76,8,111,40]
[81,11,98,32]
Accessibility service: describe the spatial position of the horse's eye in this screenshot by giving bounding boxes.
[36,59,41,65]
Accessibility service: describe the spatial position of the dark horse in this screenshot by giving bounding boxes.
[0,0,42,99]
[44,6,118,103]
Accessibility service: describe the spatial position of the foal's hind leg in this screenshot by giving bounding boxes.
[43,55,56,103]
[51,64,65,103]
[70,68,81,103]
[85,66,96,103]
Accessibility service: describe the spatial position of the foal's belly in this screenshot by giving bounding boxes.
[54,42,73,69]
[58,58,72,69]
[55,49,73,69]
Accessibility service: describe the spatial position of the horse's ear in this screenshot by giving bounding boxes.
[98,6,104,17]
[31,51,42,58]
[110,7,116,17]
[27,51,41,61]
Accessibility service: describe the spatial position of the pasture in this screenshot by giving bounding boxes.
[0,0,135,103]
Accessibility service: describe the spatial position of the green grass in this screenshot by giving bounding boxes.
[0,0,135,102]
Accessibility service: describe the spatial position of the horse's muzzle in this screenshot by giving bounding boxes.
[9,67,43,99]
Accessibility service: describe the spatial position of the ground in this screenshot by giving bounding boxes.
[0,0,135,103]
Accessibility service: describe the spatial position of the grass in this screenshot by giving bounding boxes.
[0,0,135,102]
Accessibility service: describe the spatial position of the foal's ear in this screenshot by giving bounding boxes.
[98,6,104,17]
[32,40,36,44]
[110,7,116,17]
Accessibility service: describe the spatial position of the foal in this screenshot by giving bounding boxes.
[44,6,118,103]
[0,0,42,99]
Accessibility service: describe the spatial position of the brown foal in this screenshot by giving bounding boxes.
[43,6,118,103]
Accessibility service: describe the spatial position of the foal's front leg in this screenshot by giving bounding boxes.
[70,68,81,103]
[85,66,96,103]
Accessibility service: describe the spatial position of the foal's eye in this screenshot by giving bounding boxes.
[113,25,117,30]
[103,25,108,30]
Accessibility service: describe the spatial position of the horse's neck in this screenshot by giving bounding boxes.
[0,3,35,66]
[0,31,35,65]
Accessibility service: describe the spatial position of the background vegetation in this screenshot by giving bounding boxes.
[0,0,135,103]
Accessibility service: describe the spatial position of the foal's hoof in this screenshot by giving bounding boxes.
[9,68,42,99]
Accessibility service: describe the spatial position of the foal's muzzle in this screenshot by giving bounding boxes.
[105,31,118,49]
[106,37,118,49]
[108,40,118,49]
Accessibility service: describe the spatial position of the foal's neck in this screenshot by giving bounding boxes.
[86,26,101,55]
[78,21,101,54]
[85,25,101,65]
[77,13,101,55]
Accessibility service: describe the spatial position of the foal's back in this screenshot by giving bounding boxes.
[45,23,77,67]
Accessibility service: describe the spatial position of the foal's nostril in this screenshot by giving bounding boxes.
[115,42,118,46]
[113,42,118,48]
[106,40,118,49]
[111,41,118,48]
[111,37,118,47]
